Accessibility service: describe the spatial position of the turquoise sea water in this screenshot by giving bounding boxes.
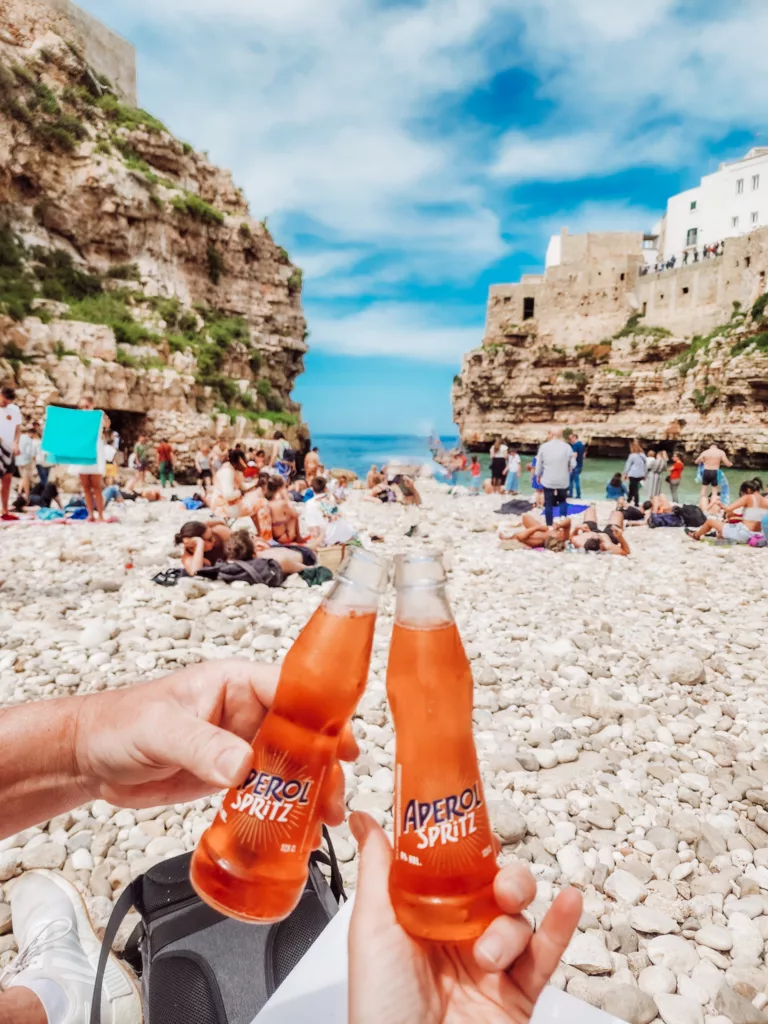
[312,434,754,504]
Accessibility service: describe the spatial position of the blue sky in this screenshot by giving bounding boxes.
[81,0,768,435]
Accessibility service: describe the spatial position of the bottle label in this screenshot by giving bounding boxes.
[220,753,324,856]
[394,771,495,867]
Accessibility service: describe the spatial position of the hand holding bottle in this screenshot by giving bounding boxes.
[349,812,582,1024]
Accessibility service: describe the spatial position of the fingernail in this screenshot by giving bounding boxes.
[476,935,502,966]
[215,746,248,784]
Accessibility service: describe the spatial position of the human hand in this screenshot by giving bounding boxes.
[73,659,357,814]
[348,813,582,1024]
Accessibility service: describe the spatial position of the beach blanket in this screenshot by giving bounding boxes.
[41,406,102,465]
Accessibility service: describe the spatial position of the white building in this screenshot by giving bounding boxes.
[661,147,768,260]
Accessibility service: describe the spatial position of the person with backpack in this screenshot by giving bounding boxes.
[0,660,581,1024]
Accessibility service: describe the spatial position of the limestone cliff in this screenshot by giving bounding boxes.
[0,5,307,468]
[454,230,768,466]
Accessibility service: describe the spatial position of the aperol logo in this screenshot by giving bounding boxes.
[401,783,484,850]
[221,748,323,853]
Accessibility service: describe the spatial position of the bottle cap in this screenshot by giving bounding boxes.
[393,551,446,588]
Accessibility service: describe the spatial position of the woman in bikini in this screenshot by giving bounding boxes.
[265,476,304,545]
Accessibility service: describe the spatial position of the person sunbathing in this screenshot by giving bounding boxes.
[506,513,572,550]
[570,506,631,555]
[176,520,232,575]
[225,529,306,576]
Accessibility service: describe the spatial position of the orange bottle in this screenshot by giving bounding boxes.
[191,548,387,923]
[387,552,498,942]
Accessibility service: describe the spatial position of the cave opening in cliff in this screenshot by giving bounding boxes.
[105,411,150,458]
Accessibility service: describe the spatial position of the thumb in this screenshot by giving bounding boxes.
[150,707,254,789]
[349,812,396,924]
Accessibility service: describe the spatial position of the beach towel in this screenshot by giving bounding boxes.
[42,406,102,465]
[37,508,65,521]
[182,497,205,510]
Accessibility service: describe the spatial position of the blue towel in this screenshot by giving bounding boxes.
[42,407,102,465]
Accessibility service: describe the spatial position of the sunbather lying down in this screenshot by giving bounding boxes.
[569,506,631,555]
[505,513,572,551]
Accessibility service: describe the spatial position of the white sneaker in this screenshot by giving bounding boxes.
[0,870,142,1024]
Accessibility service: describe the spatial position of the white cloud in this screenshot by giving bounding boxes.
[310,302,483,363]
[80,0,768,366]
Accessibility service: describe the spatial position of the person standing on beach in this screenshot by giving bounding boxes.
[15,421,40,502]
[569,432,586,499]
[128,435,149,492]
[505,447,521,493]
[623,439,647,506]
[70,397,108,523]
[0,387,21,516]
[645,449,663,498]
[536,428,574,526]
[667,452,684,502]
[696,441,732,506]
[489,439,507,493]
[470,455,481,492]
[156,439,175,488]
[305,445,320,486]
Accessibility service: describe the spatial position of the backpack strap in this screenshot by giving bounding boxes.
[89,881,138,1024]
[312,825,347,904]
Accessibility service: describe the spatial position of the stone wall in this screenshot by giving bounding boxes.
[486,230,646,352]
[0,0,137,102]
[454,227,768,465]
[633,229,768,338]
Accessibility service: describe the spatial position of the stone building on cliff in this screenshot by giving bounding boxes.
[454,224,768,465]
[0,0,307,472]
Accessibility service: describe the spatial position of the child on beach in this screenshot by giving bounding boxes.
[470,456,481,492]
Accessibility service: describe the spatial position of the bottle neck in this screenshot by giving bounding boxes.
[394,582,454,628]
[324,549,387,615]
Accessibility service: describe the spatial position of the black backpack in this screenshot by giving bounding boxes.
[648,512,684,528]
[90,831,345,1024]
[216,559,285,588]
[676,504,707,528]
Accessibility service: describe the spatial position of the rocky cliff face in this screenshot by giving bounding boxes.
[453,308,768,467]
[0,11,307,470]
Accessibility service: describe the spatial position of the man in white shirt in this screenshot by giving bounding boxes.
[536,427,575,526]
[0,387,22,515]
[302,477,355,546]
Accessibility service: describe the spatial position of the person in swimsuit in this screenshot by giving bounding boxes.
[209,453,274,539]
[175,520,232,575]
[690,480,768,543]
[224,529,306,576]
[570,506,631,555]
[265,476,304,544]
[695,442,732,507]
[505,514,572,551]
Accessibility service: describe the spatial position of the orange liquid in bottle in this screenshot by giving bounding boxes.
[191,606,376,923]
[388,620,498,942]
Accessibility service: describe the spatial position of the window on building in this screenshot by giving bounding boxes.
[620,272,625,281]
[686,227,698,247]
[523,297,535,320]
[732,216,739,228]
[682,287,689,295]
[690,200,697,211]
[752,212,759,225]
[753,175,760,190]
[746,256,752,268]
[736,179,744,194]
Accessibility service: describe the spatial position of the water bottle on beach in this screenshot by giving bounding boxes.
[190,549,387,922]
[387,552,498,941]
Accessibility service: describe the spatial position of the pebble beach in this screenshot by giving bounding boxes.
[2,482,768,1024]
